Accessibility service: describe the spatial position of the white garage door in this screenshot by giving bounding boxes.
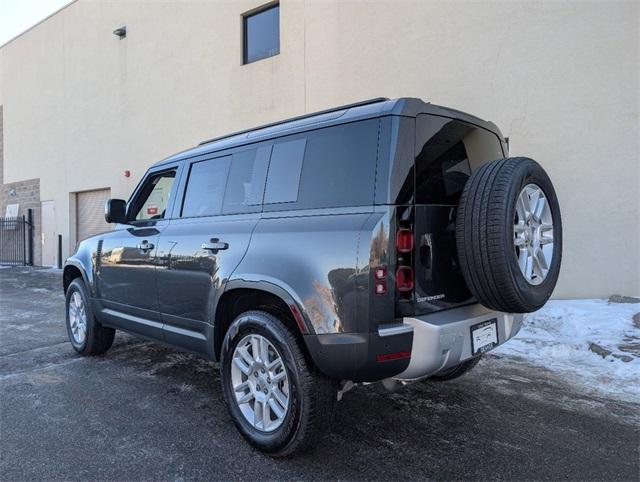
[76,189,111,241]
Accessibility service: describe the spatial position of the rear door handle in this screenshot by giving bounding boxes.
[201,238,228,253]
[137,240,155,252]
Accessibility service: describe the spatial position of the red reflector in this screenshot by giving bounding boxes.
[373,265,387,295]
[288,304,307,333]
[396,228,414,253]
[376,351,411,362]
[396,266,414,292]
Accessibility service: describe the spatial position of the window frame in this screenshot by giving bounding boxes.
[242,2,280,65]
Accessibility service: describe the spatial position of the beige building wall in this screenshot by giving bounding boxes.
[0,0,638,298]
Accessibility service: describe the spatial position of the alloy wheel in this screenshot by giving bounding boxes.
[68,291,87,344]
[230,333,290,432]
[513,183,554,285]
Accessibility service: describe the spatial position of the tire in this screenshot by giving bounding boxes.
[429,356,481,382]
[220,310,337,457]
[65,278,115,355]
[456,157,562,313]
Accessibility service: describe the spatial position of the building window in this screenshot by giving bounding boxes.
[243,3,280,64]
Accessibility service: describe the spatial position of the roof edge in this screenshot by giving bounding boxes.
[198,97,389,146]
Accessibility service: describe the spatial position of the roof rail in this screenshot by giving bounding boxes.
[198,97,389,146]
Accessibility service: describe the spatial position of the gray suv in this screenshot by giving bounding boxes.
[63,97,562,456]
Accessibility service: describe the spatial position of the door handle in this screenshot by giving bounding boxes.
[137,240,155,252]
[201,238,228,253]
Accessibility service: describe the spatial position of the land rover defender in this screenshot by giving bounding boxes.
[63,97,562,456]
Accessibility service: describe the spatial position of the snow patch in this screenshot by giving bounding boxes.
[496,299,640,403]
[30,287,51,294]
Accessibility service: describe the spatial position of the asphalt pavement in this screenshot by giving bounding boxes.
[1,267,638,481]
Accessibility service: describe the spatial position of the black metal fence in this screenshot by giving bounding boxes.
[0,209,34,266]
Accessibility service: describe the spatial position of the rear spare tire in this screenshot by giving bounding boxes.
[456,157,562,313]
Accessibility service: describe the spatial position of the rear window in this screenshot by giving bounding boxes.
[415,115,504,205]
[263,119,379,211]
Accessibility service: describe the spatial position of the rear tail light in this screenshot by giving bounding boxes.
[374,265,387,295]
[396,266,414,292]
[396,228,414,253]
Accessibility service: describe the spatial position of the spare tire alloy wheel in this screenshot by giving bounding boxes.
[513,184,554,285]
[231,333,290,432]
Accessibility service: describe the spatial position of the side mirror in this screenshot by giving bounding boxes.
[105,199,127,224]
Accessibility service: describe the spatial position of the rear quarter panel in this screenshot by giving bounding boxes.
[231,208,373,334]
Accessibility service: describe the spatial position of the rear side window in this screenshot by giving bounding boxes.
[181,146,270,218]
[223,146,271,214]
[264,119,379,211]
[263,139,305,204]
[415,115,504,205]
[181,156,231,217]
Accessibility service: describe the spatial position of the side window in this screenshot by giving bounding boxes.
[181,156,231,217]
[223,146,271,214]
[264,139,305,204]
[130,169,177,221]
[264,119,379,211]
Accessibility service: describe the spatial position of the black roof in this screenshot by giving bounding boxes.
[152,97,501,167]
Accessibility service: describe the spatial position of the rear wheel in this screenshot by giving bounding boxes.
[65,278,115,355]
[220,310,336,457]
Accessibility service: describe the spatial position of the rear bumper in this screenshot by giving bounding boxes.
[304,303,522,383]
[394,304,523,381]
[304,328,414,382]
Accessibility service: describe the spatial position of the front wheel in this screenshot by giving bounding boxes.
[65,278,115,355]
[220,310,336,457]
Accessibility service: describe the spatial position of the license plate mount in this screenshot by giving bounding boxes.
[470,318,499,355]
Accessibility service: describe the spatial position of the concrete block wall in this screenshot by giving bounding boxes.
[0,177,42,266]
